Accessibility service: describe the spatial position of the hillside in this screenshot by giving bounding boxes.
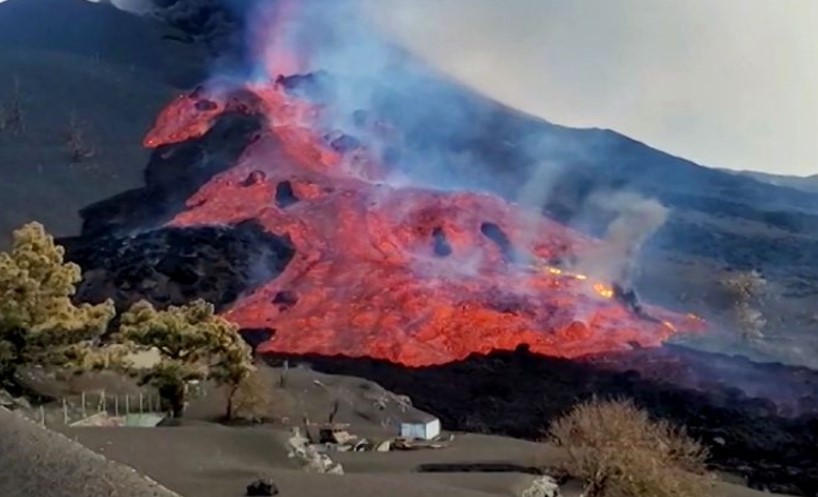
[0,0,205,243]
[723,169,818,194]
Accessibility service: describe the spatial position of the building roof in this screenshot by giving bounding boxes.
[399,411,439,424]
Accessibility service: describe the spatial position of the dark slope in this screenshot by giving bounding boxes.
[727,169,818,194]
[0,0,204,86]
[0,0,208,244]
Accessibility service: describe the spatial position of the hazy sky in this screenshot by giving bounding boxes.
[370,0,818,176]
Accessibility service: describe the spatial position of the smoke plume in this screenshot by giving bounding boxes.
[574,192,669,287]
[158,0,673,294]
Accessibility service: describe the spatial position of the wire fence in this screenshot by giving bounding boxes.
[30,382,208,427]
[32,391,161,427]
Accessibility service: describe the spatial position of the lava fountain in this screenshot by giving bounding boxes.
[141,0,705,367]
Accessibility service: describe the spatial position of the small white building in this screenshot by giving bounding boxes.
[399,413,441,440]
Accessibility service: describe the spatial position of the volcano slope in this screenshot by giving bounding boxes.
[64,79,704,366]
[58,78,818,496]
[0,0,206,244]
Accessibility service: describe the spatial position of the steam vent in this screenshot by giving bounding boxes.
[138,74,705,367]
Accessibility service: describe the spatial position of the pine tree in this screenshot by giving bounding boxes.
[116,299,253,418]
[0,222,115,391]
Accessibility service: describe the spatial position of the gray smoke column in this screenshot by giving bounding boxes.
[237,0,521,192]
[574,192,668,287]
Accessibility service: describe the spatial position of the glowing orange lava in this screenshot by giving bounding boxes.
[144,79,705,366]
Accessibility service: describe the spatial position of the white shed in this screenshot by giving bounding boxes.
[399,413,441,440]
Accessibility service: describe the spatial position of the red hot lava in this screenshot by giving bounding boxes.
[143,78,705,367]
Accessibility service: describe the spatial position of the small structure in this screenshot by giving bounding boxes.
[399,412,441,440]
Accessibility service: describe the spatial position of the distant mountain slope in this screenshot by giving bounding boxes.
[0,0,204,86]
[721,169,818,194]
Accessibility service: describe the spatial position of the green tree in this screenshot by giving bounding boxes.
[0,222,115,391]
[116,299,253,418]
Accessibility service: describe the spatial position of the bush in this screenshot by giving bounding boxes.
[229,371,277,422]
[549,398,712,497]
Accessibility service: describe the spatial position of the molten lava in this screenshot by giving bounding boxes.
[143,75,704,366]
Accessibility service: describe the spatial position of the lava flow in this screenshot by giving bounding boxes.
[142,74,704,366]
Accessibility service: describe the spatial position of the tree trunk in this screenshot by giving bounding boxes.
[0,365,22,396]
[225,384,238,420]
[159,380,186,418]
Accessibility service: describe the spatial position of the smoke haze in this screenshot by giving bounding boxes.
[368,0,818,177]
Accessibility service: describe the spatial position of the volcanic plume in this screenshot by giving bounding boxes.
[140,1,704,367]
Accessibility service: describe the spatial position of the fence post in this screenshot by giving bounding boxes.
[62,397,69,424]
[114,395,119,417]
[81,391,87,418]
[139,393,144,413]
[125,394,130,416]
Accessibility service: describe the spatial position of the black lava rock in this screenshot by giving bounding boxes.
[60,220,294,313]
[246,478,278,496]
[79,113,262,238]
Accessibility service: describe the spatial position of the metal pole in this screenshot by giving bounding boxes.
[139,393,144,413]
[115,395,119,417]
[125,394,130,415]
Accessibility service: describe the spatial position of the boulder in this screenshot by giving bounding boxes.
[319,428,356,445]
[246,478,278,496]
[352,439,372,452]
[520,476,561,497]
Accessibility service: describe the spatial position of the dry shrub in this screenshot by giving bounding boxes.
[64,112,96,163]
[230,371,289,422]
[0,77,24,135]
[549,398,712,497]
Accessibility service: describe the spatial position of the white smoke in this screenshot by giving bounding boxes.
[574,192,669,286]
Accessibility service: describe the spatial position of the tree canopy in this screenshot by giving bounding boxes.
[0,222,115,388]
[117,299,254,417]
